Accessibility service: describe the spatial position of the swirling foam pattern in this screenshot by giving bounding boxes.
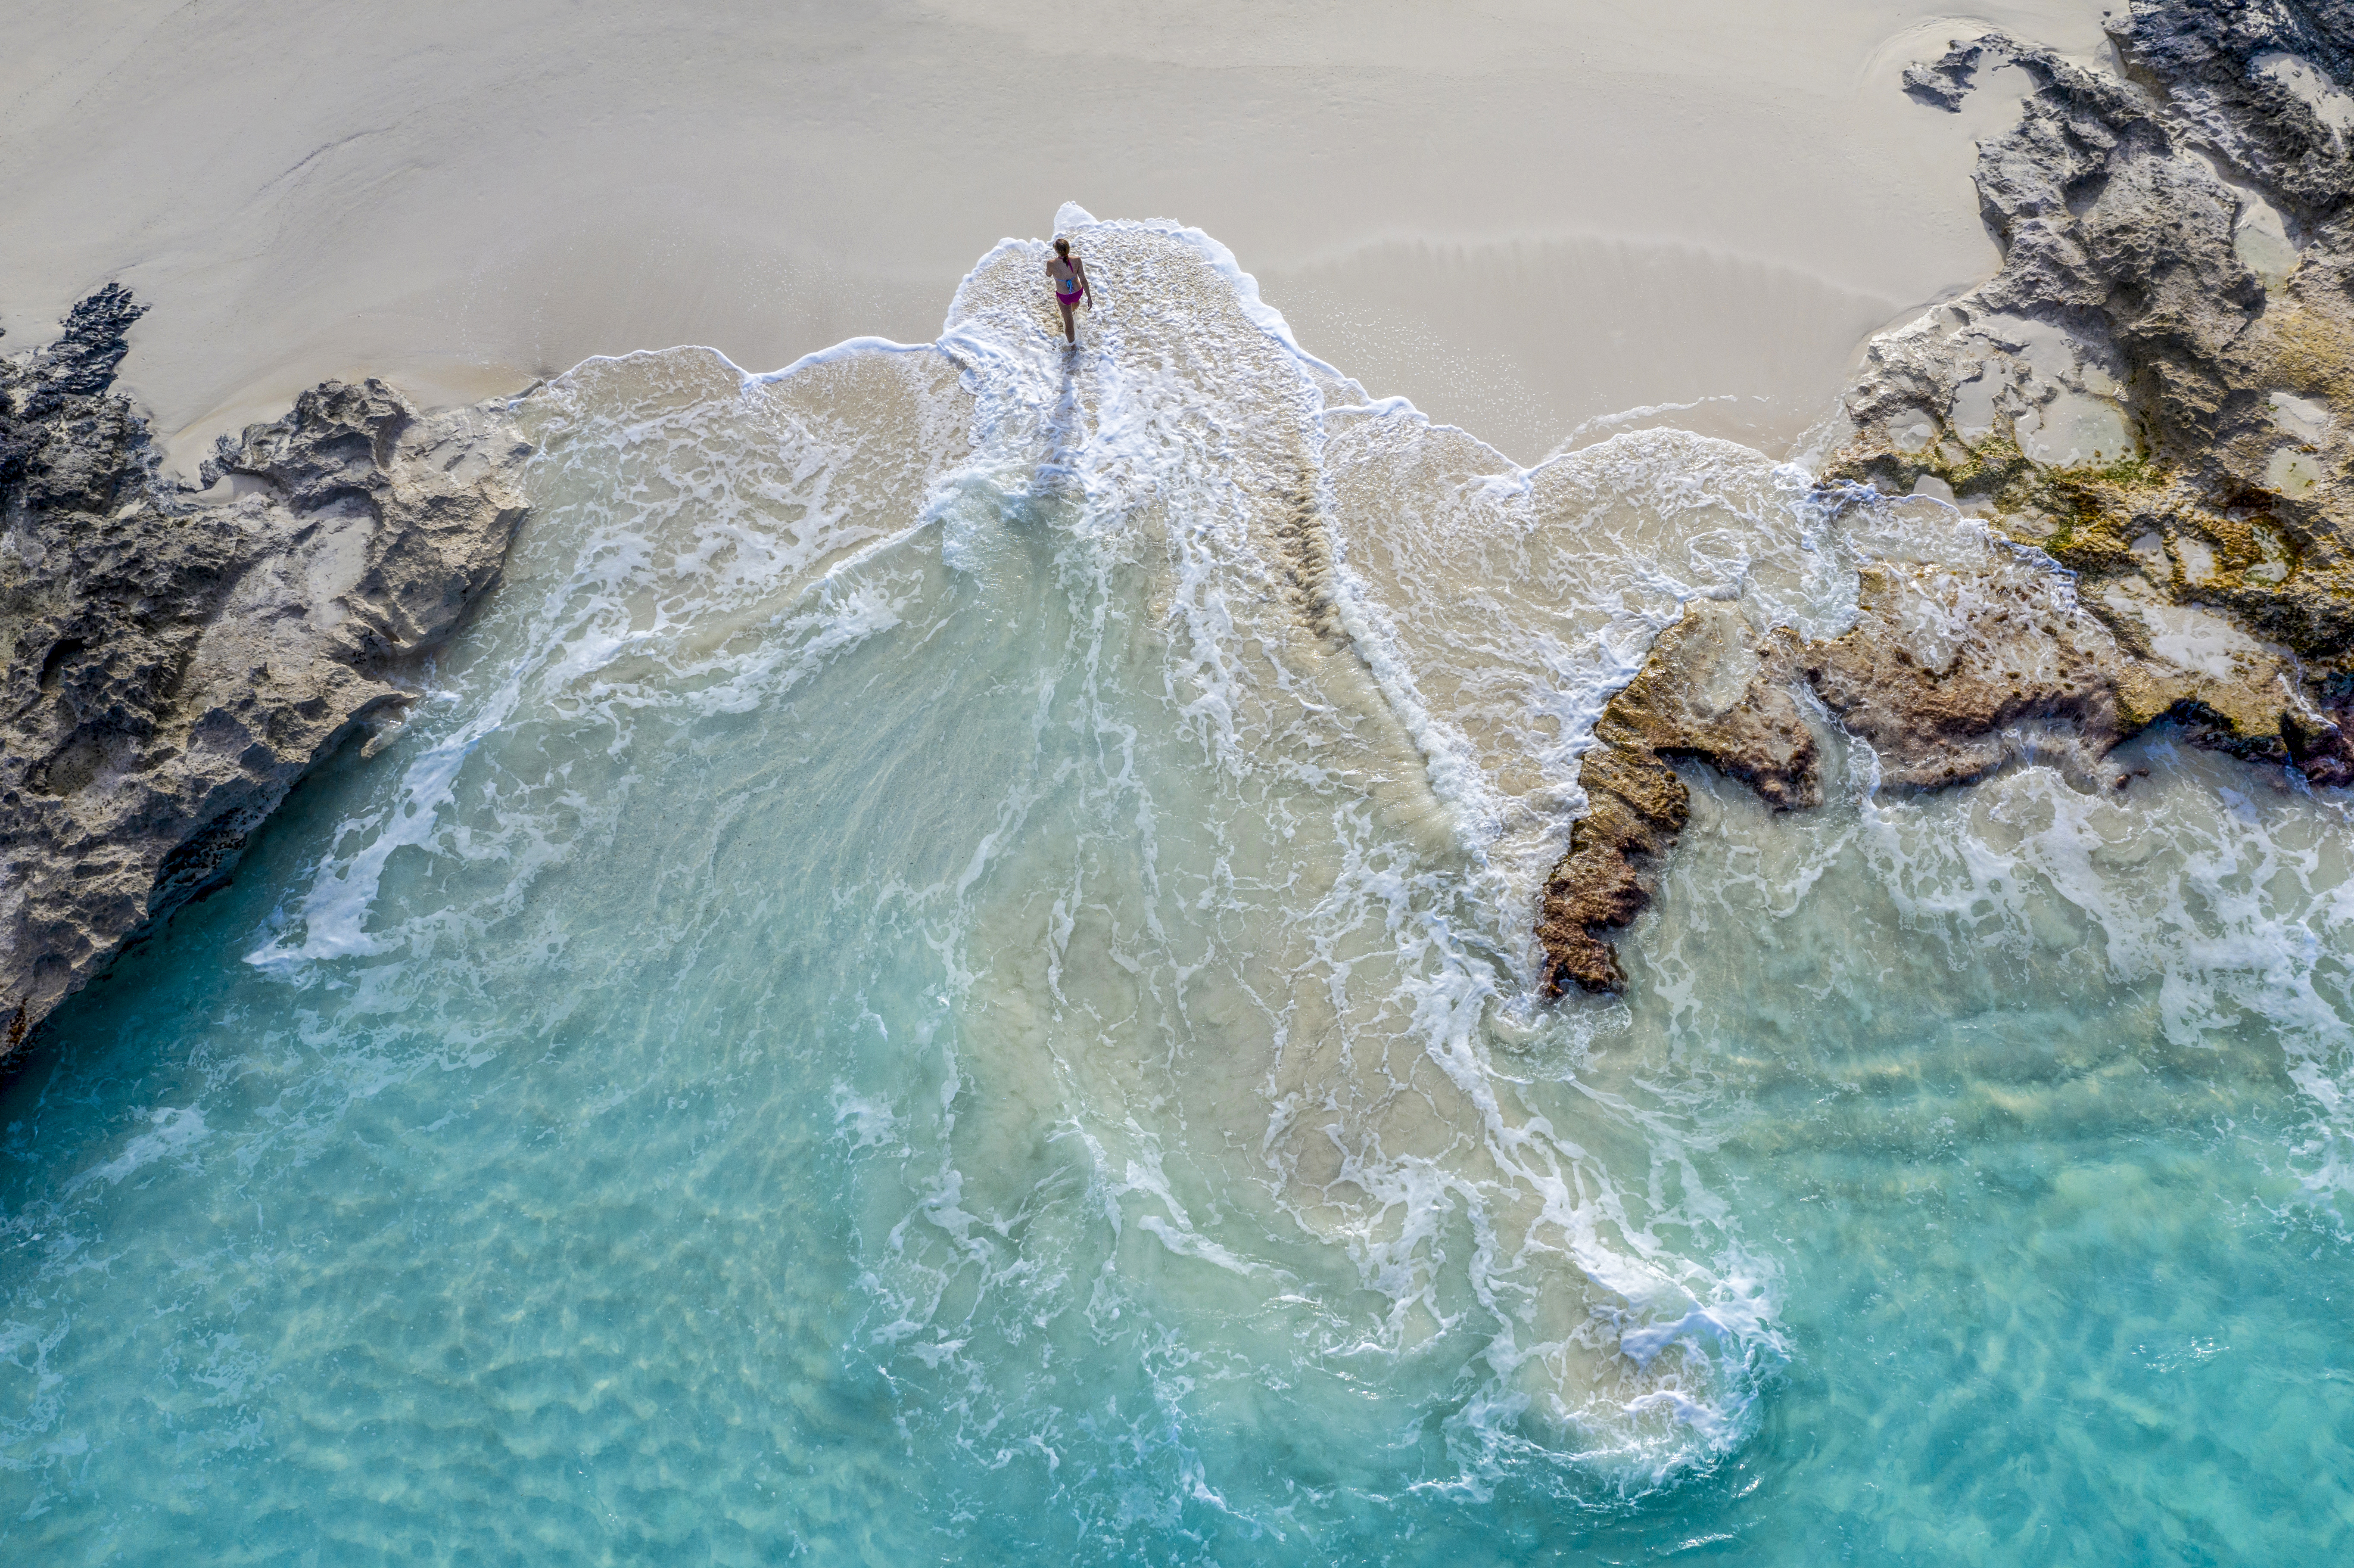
[3,213,2351,1562]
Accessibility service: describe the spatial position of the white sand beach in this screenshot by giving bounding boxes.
[4,0,2112,467]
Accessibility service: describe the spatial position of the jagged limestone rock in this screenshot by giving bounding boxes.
[1844,2,2354,690]
[0,290,529,1063]
[1540,0,2354,996]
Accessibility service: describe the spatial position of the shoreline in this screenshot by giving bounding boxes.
[1538,0,2354,992]
[6,0,2114,473]
[6,4,2354,1551]
[15,0,2349,1051]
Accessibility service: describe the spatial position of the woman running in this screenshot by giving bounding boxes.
[1045,236,1091,344]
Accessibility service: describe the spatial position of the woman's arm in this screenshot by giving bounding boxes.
[1073,257,1092,297]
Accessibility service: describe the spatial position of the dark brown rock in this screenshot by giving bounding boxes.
[1536,602,1818,996]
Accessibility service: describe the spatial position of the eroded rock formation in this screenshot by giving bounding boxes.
[0,289,529,1062]
[1535,603,1819,993]
[1541,0,2354,996]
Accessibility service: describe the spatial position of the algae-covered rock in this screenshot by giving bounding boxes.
[1539,0,2354,996]
[1837,0,2354,736]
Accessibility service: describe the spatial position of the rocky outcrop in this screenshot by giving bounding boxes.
[0,289,529,1063]
[1535,603,1818,992]
[1541,0,2354,996]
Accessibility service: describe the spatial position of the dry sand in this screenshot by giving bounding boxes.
[3,0,2114,469]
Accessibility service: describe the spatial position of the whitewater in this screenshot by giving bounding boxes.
[4,209,2351,1562]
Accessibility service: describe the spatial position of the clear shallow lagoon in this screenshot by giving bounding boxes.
[5,215,2351,1563]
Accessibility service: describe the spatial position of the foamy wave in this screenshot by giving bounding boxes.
[220,210,2354,1522]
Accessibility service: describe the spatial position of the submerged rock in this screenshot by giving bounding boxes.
[1541,0,2354,996]
[0,291,529,1063]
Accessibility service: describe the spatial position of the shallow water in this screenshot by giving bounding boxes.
[4,214,2351,1563]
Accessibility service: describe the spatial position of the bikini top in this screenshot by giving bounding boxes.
[1056,257,1082,296]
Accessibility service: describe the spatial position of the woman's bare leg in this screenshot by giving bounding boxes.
[1059,299,1077,342]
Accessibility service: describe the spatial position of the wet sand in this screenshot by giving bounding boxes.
[3,0,2112,469]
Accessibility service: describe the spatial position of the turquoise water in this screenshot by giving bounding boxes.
[5,216,2352,1563]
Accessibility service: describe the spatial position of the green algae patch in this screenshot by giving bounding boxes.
[2255,303,2354,407]
[2034,457,2173,575]
[1834,408,2354,663]
[1830,426,2178,573]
